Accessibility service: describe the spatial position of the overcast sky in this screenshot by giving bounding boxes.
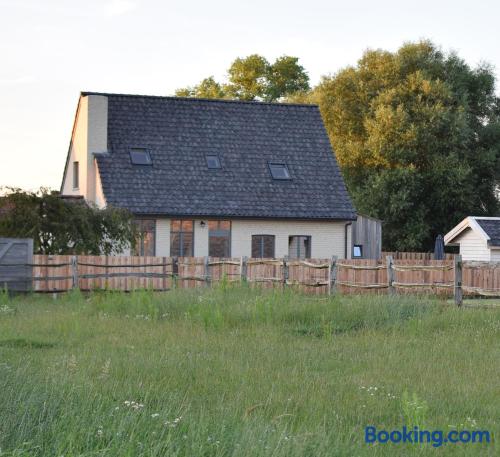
[1,0,499,191]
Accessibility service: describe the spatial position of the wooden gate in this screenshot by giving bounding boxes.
[0,238,33,291]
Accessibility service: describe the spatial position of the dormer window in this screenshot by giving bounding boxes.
[206,154,221,169]
[269,162,291,180]
[130,148,152,165]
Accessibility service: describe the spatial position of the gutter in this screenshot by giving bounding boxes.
[345,222,352,259]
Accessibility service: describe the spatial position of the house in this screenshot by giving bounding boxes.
[444,216,500,261]
[61,92,360,259]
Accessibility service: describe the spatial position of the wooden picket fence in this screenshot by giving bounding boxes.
[16,254,500,305]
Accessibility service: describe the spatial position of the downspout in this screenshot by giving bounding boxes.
[345,222,352,259]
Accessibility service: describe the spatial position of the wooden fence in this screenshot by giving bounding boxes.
[6,254,500,305]
[381,251,455,260]
[30,255,332,295]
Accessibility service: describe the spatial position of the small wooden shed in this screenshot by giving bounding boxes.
[350,214,382,259]
[445,216,500,261]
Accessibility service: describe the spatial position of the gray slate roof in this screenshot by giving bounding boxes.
[90,92,356,220]
[476,219,500,246]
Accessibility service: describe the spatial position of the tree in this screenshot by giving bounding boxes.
[0,188,135,255]
[175,76,226,99]
[301,41,500,250]
[175,54,309,102]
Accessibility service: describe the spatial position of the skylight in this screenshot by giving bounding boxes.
[269,162,291,180]
[206,154,221,169]
[130,148,152,165]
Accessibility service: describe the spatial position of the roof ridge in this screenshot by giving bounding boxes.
[80,91,318,108]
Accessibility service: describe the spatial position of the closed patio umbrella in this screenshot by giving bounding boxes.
[434,234,444,260]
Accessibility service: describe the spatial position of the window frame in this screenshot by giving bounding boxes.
[288,235,312,259]
[353,244,363,258]
[208,220,231,258]
[268,162,291,180]
[72,161,79,189]
[133,219,156,256]
[129,148,152,166]
[251,234,276,258]
[205,154,222,170]
[170,220,195,257]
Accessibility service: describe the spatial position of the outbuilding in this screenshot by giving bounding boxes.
[444,216,500,261]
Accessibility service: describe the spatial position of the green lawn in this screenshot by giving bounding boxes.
[0,286,498,456]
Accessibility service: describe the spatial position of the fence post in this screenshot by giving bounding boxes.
[71,255,79,290]
[204,256,211,287]
[240,256,248,283]
[454,254,463,307]
[329,255,337,296]
[172,256,178,289]
[386,255,395,295]
[282,256,289,290]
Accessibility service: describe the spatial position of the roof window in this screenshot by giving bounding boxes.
[130,148,152,165]
[206,154,221,169]
[269,162,291,180]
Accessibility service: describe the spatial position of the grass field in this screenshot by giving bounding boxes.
[0,286,498,456]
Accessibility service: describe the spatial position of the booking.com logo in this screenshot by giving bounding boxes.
[365,426,491,448]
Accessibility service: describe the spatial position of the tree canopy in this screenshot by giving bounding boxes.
[176,54,310,102]
[299,41,500,250]
[0,188,135,255]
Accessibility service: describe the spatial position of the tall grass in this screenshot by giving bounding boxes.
[0,287,498,456]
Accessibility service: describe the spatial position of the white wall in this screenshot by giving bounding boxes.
[153,218,350,259]
[61,94,108,206]
[62,96,88,196]
[455,228,491,261]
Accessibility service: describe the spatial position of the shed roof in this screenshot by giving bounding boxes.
[444,216,500,247]
[89,92,357,220]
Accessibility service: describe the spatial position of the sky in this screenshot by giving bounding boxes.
[1,0,499,191]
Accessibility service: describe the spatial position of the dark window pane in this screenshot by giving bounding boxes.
[288,236,311,259]
[182,232,193,257]
[208,220,231,257]
[130,148,152,165]
[251,236,260,258]
[263,235,275,258]
[170,232,180,256]
[269,163,290,180]
[252,235,275,258]
[206,155,221,169]
[134,219,155,256]
[209,236,230,257]
[73,161,79,188]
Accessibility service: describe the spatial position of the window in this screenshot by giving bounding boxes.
[288,235,311,259]
[269,162,291,180]
[206,154,221,169]
[73,161,79,189]
[130,148,152,165]
[353,244,363,258]
[133,219,155,256]
[252,235,275,258]
[170,220,194,256]
[209,220,231,257]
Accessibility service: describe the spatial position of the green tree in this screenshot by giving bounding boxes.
[0,188,135,255]
[175,76,226,99]
[175,54,309,102]
[302,41,500,250]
